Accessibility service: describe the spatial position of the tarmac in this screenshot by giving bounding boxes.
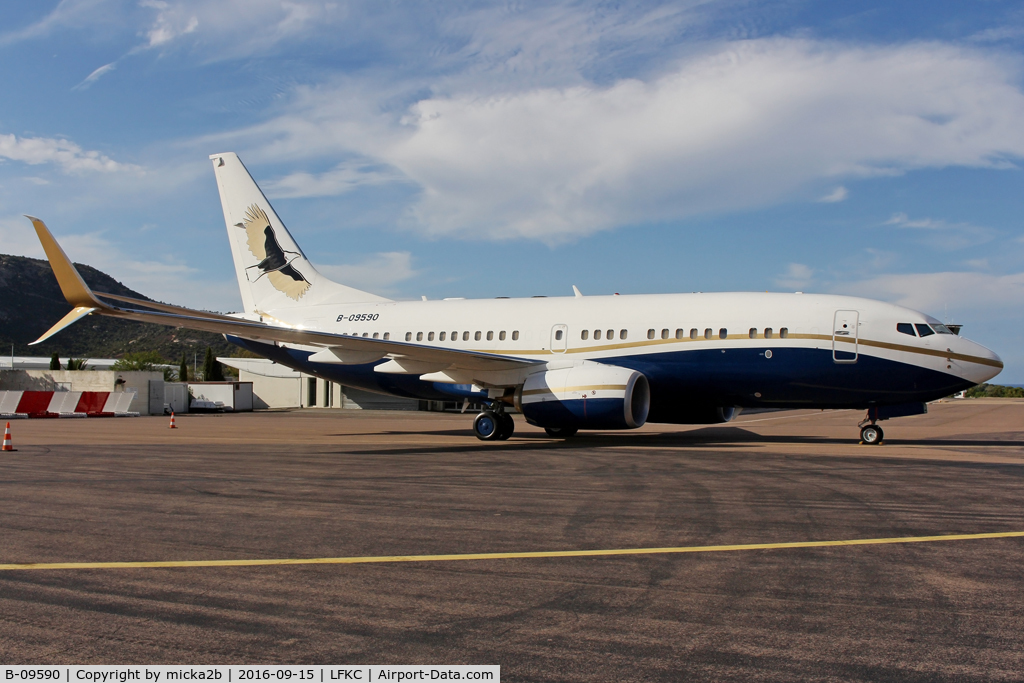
[0,399,1022,681]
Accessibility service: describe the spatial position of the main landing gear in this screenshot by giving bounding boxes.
[473,408,515,441]
[858,411,884,445]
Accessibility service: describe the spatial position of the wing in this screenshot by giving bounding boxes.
[28,216,540,377]
[241,205,270,261]
[268,268,311,300]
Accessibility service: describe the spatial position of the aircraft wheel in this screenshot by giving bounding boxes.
[545,426,578,438]
[860,424,883,445]
[496,413,515,440]
[474,411,501,441]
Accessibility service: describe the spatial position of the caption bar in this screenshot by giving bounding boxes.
[2,667,499,683]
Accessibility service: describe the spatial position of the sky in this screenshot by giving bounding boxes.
[0,0,1022,381]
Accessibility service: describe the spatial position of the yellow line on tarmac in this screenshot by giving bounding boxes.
[2,531,1023,571]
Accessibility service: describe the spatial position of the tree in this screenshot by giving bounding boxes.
[965,383,1024,398]
[179,352,189,383]
[66,358,88,370]
[49,353,61,370]
[111,350,165,371]
[202,347,225,382]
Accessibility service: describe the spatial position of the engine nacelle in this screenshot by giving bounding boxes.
[515,365,650,430]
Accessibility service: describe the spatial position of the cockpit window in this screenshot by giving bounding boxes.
[932,323,953,334]
[915,323,935,337]
[896,323,916,336]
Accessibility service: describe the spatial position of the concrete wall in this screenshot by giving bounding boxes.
[0,370,165,415]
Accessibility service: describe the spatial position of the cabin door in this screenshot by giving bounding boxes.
[832,310,859,363]
[550,324,568,353]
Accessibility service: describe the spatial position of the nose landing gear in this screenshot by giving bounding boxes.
[473,408,515,441]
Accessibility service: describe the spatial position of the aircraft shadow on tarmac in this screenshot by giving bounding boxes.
[330,425,1024,456]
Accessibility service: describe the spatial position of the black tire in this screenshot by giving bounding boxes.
[474,411,501,441]
[545,426,578,438]
[860,424,883,445]
[496,413,515,440]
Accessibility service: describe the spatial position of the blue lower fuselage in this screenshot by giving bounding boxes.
[228,336,973,422]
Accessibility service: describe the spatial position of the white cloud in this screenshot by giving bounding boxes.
[883,212,995,250]
[837,271,1024,314]
[775,262,815,290]
[970,26,1024,43]
[318,252,418,294]
[73,62,117,91]
[0,0,112,46]
[819,186,847,203]
[0,133,140,173]
[231,38,1024,243]
[263,160,408,199]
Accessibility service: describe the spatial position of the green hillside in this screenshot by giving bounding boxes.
[0,253,237,362]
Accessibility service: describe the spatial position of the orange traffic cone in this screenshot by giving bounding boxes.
[168,412,177,429]
[2,422,14,451]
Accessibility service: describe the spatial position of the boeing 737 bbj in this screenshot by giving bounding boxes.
[27,153,1003,443]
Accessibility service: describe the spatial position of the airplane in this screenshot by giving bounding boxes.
[26,152,1003,444]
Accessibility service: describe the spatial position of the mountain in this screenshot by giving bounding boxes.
[0,253,237,362]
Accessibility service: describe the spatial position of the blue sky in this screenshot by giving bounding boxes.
[1,1,1022,380]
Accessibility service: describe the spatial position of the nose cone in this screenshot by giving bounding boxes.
[959,338,1003,385]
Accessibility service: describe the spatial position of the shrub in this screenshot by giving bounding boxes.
[111,350,166,372]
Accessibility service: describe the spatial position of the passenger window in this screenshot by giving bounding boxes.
[607,329,615,340]
[690,328,698,339]
[363,333,369,338]
[676,328,685,339]
[383,332,390,340]
[620,329,627,340]
[475,331,482,341]
[487,331,493,341]
[416,332,423,341]
[648,329,656,339]
[373,332,379,339]
[463,331,470,341]
[749,328,757,339]
[499,331,506,341]
[452,331,457,340]
[704,328,712,339]
[581,330,589,340]
[719,328,727,339]
[594,329,602,340]
[439,331,446,341]
[764,328,773,339]
[780,328,788,339]
[405,332,412,341]
[661,329,669,339]
[555,330,563,341]
[512,330,519,341]
[428,332,434,341]
[915,323,935,337]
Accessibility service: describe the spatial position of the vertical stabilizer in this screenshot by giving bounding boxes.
[209,153,389,313]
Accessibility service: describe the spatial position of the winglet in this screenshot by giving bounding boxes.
[30,306,98,345]
[25,216,108,344]
[26,216,105,308]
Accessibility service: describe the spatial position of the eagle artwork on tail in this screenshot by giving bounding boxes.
[237,204,311,301]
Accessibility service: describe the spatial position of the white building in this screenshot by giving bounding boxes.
[219,357,420,410]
